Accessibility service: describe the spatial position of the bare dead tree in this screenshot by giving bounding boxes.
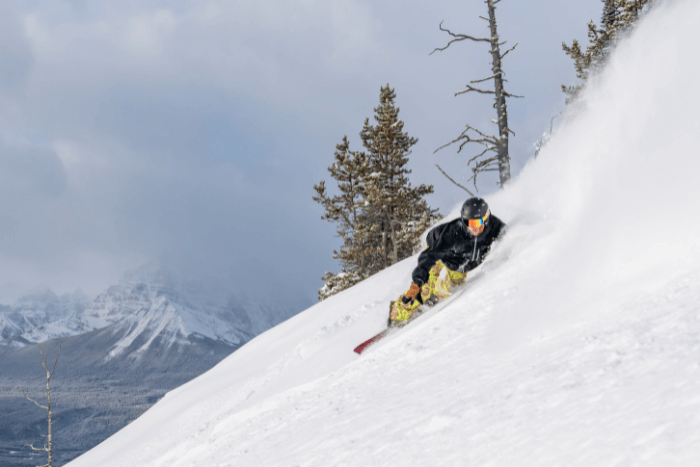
[21,342,61,467]
[431,0,522,189]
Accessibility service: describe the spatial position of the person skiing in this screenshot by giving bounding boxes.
[389,197,506,326]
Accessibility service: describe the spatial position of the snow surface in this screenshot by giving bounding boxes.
[66,2,700,466]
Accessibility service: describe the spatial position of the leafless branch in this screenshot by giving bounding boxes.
[455,85,495,96]
[479,16,489,21]
[473,157,499,169]
[470,74,500,84]
[503,91,524,98]
[21,390,48,411]
[465,124,499,142]
[458,138,493,154]
[435,164,475,196]
[48,343,61,380]
[433,138,458,154]
[466,148,496,166]
[430,21,490,55]
[472,165,500,188]
[501,42,518,59]
[26,442,48,452]
[469,152,499,166]
[434,124,498,155]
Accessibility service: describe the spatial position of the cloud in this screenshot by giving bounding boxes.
[0,142,66,197]
[0,0,604,304]
[0,142,68,262]
[0,5,33,89]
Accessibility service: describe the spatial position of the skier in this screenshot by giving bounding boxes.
[389,197,506,326]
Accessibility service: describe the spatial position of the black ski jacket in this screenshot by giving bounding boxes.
[412,215,506,286]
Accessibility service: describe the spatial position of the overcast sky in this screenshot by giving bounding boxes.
[0,0,602,304]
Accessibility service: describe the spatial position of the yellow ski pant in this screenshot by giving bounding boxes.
[389,261,467,323]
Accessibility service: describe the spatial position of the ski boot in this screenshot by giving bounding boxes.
[424,293,440,307]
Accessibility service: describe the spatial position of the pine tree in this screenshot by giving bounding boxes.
[360,85,440,272]
[314,85,440,300]
[313,136,369,300]
[602,0,620,29]
[562,0,651,104]
[615,0,650,28]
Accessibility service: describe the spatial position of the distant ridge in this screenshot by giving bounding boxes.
[0,259,307,467]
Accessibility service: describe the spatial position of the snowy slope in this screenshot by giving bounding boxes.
[66,2,700,466]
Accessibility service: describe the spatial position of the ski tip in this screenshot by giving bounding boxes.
[353,343,370,355]
[353,329,390,355]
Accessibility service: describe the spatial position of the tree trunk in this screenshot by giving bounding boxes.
[388,210,398,266]
[47,374,52,467]
[381,220,388,269]
[487,0,511,186]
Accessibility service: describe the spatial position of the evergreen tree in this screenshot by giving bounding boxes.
[562,0,651,104]
[314,85,440,300]
[313,136,369,300]
[615,0,650,28]
[602,0,620,30]
[360,85,440,272]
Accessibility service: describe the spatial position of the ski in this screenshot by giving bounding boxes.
[353,329,391,355]
[353,303,427,355]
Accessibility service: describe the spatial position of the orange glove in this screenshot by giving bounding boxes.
[401,283,424,305]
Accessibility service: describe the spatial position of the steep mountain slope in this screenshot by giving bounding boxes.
[0,310,23,340]
[66,1,700,466]
[19,260,296,355]
[0,287,91,341]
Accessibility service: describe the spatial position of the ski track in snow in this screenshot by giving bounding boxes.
[66,1,700,466]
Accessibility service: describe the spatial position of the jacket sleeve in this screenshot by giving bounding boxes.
[411,223,451,286]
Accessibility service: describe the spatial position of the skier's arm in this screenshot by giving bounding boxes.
[411,246,441,286]
[410,223,452,286]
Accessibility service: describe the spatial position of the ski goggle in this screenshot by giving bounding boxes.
[463,212,489,231]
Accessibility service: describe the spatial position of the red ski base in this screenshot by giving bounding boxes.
[353,329,390,355]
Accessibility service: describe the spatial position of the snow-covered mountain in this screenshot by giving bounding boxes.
[20,260,300,359]
[0,260,309,467]
[64,2,700,466]
[0,286,91,341]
